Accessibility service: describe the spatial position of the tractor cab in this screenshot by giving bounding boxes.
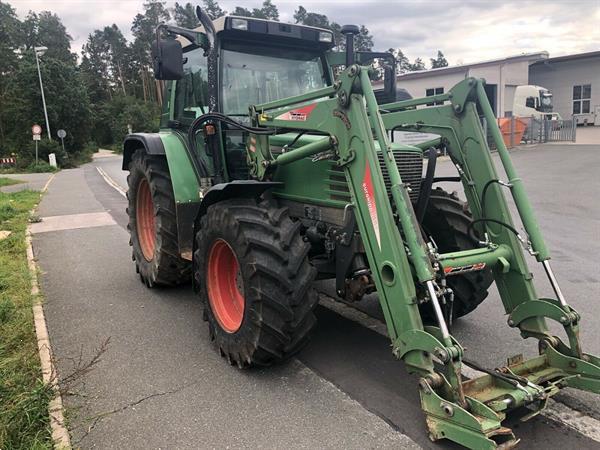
[153,13,397,182]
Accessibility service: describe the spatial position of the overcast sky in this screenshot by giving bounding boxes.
[10,0,600,65]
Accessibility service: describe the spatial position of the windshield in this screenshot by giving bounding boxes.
[221,45,328,115]
[539,93,553,112]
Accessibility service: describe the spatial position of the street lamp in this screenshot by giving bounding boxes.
[34,46,52,141]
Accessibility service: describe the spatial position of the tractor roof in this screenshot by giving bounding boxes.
[180,15,335,50]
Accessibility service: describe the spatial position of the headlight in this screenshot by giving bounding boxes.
[231,18,248,31]
[318,31,333,43]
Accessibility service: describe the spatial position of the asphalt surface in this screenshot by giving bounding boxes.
[0,172,54,193]
[34,145,600,449]
[35,164,418,448]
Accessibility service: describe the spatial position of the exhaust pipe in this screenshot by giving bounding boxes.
[196,6,216,48]
[341,24,359,67]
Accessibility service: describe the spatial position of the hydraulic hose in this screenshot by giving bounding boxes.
[415,147,438,223]
[187,113,279,178]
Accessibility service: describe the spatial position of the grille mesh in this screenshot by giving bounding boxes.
[328,151,423,203]
[377,151,423,202]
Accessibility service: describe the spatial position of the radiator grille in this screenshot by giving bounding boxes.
[378,151,423,202]
[328,151,423,203]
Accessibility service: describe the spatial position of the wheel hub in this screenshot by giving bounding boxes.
[207,239,245,333]
[136,178,156,261]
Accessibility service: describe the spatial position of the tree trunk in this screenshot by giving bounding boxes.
[118,64,126,96]
[141,69,147,102]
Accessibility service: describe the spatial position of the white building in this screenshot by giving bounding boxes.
[394,50,600,125]
[529,51,600,125]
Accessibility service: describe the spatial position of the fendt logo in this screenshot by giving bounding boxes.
[362,161,381,249]
[275,104,317,121]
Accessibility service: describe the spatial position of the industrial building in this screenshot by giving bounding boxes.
[395,50,600,125]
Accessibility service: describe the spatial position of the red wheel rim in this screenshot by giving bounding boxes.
[207,239,245,333]
[136,178,156,261]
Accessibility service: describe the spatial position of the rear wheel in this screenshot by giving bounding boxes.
[195,198,318,367]
[421,187,494,319]
[127,149,191,287]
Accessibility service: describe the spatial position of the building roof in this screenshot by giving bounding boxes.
[396,51,549,81]
[530,50,600,65]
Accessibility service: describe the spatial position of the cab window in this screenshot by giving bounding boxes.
[525,97,535,109]
[174,47,208,124]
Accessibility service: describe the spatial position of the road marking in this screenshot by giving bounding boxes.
[317,293,600,443]
[42,172,57,193]
[29,212,116,234]
[26,173,71,448]
[96,166,126,197]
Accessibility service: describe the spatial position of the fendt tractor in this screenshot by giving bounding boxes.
[122,7,600,448]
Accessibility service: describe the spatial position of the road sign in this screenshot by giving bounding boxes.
[33,134,41,141]
[57,129,66,139]
[32,124,42,135]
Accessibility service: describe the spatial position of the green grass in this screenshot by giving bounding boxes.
[0,177,25,187]
[0,189,53,449]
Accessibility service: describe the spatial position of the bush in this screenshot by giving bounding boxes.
[25,161,58,173]
[64,141,98,167]
[22,140,66,167]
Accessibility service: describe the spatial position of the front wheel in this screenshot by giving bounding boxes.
[194,198,318,368]
[421,188,494,319]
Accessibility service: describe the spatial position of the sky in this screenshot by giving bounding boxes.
[9,0,600,66]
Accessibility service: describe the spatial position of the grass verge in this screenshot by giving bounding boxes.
[0,189,53,449]
[0,177,25,187]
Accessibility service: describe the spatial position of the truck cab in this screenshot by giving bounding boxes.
[512,84,560,120]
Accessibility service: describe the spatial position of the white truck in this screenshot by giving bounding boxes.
[512,85,561,120]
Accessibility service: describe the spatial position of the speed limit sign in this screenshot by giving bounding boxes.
[32,124,42,135]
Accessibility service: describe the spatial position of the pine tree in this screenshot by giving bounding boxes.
[430,50,448,69]
[408,57,426,71]
[201,0,226,21]
[173,2,199,28]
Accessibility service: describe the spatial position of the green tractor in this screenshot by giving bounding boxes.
[123,8,600,449]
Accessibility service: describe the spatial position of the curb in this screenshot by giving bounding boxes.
[27,173,72,449]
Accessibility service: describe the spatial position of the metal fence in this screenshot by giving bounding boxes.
[482,116,577,149]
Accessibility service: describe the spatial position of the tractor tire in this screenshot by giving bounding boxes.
[126,149,191,287]
[194,198,318,368]
[421,187,494,319]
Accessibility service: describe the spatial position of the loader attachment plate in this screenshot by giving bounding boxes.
[421,342,600,449]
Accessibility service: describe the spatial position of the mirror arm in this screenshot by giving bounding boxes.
[156,23,209,51]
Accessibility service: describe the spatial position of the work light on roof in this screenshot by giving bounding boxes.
[231,18,248,31]
[318,31,333,43]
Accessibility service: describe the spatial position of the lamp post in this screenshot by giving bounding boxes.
[34,46,52,141]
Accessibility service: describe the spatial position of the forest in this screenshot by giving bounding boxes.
[0,0,448,167]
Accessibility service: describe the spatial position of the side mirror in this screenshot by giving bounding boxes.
[382,65,396,102]
[152,38,183,80]
[356,51,397,104]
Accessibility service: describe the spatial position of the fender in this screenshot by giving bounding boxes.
[198,180,283,219]
[124,130,202,262]
[122,133,166,170]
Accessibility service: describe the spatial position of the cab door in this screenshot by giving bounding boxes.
[171,46,217,178]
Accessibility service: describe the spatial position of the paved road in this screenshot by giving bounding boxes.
[35,145,600,449]
[0,172,54,193]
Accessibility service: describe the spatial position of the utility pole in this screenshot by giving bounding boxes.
[34,46,52,141]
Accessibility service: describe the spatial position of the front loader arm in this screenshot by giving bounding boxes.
[250,68,439,375]
[247,68,600,449]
